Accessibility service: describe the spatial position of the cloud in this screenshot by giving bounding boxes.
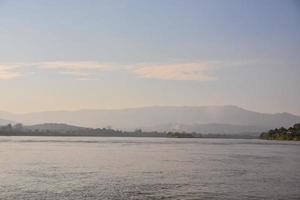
[37,61,111,70]
[0,61,121,80]
[133,62,218,81]
[34,61,116,80]
[0,61,115,81]
[0,60,245,81]
[0,65,22,80]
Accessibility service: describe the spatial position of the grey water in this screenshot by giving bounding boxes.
[0,137,299,200]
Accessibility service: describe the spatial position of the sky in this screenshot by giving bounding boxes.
[0,0,299,115]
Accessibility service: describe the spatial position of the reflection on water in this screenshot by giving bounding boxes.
[0,137,299,200]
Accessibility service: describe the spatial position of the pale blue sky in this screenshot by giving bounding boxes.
[0,0,299,114]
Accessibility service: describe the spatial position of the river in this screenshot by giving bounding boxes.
[0,137,299,199]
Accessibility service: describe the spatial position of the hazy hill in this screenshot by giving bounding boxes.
[26,123,88,133]
[141,123,268,135]
[0,118,14,126]
[1,106,299,134]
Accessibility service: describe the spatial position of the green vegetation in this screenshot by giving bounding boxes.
[260,123,300,141]
[0,123,198,138]
[166,132,196,138]
[0,123,258,139]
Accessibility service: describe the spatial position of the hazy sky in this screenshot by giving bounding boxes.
[0,0,299,114]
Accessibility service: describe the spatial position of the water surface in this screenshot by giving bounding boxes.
[0,137,299,200]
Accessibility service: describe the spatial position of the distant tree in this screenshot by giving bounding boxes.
[14,123,24,131]
[293,123,300,130]
[134,129,142,133]
[4,124,12,131]
[260,123,300,140]
[279,127,287,132]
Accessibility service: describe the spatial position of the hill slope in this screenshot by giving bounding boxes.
[26,123,88,133]
[1,106,299,134]
[0,118,14,126]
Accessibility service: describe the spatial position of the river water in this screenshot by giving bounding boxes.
[0,137,299,200]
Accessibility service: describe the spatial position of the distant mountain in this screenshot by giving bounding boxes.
[26,123,88,133]
[141,123,268,135]
[1,106,300,134]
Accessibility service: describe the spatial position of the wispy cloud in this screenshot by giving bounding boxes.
[36,61,111,70]
[0,65,22,80]
[54,61,221,81]
[35,61,116,80]
[0,61,122,80]
[0,60,249,81]
[133,62,218,81]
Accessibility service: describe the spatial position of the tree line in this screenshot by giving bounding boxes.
[0,123,260,139]
[0,123,198,138]
[260,123,300,141]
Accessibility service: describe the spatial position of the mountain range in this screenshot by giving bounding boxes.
[1,106,300,135]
